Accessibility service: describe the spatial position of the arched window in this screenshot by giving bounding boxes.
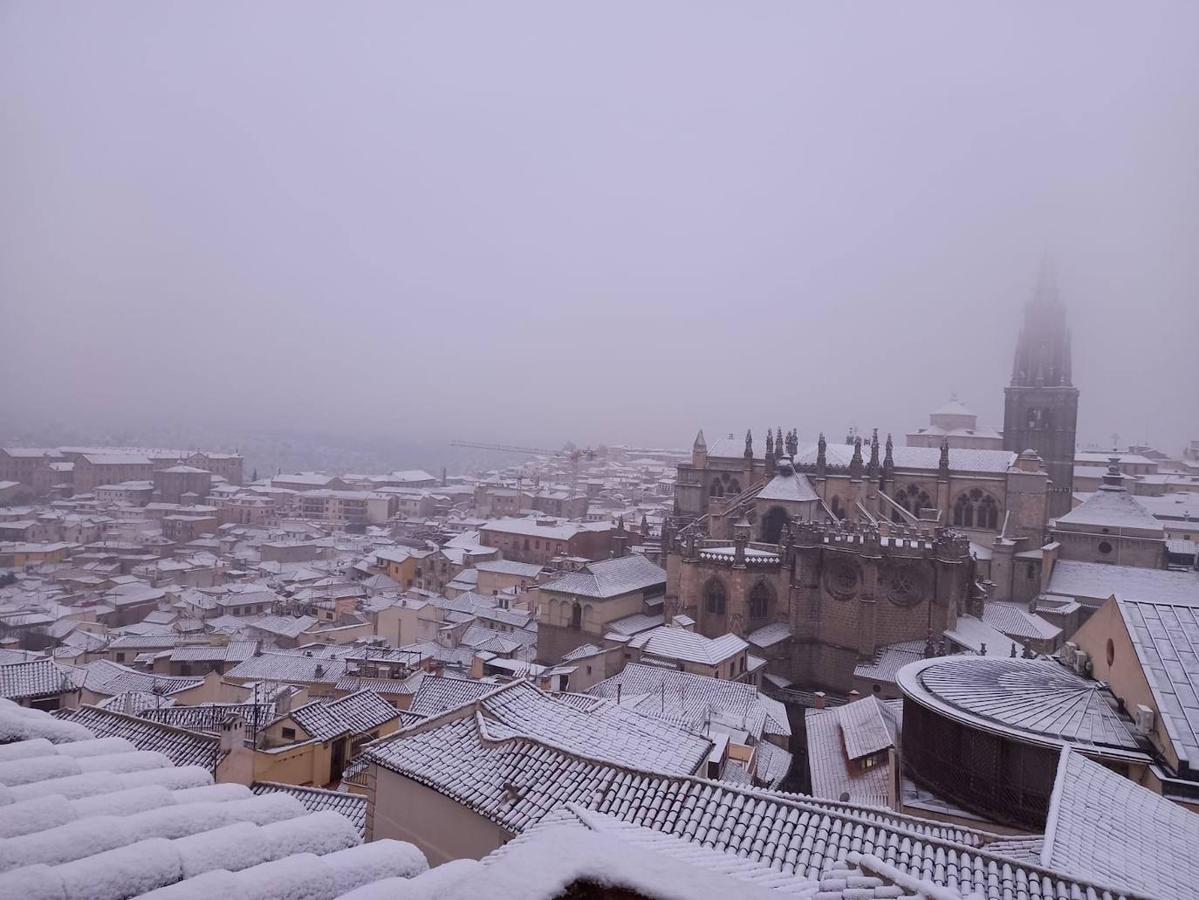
[709,481,724,498]
[728,479,741,495]
[978,494,998,530]
[761,506,789,544]
[570,603,582,629]
[748,582,773,623]
[952,489,1000,530]
[892,484,931,522]
[952,493,974,527]
[704,579,727,616]
[830,496,844,520]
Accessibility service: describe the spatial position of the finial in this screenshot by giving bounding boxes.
[744,429,754,459]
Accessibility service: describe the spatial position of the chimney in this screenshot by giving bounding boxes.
[219,714,246,753]
[814,691,826,709]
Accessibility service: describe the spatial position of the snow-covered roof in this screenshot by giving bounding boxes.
[250,781,368,839]
[0,699,429,897]
[628,625,747,667]
[541,554,666,599]
[285,690,400,742]
[363,691,1134,899]
[224,651,347,685]
[757,469,820,503]
[404,674,497,718]
[805,698,899,807]
[1045,560,1199,607]
[0,658,79,702]
[897,657,1145,760]
[1114,597,1199,770]
[1041,747,1199,900]
[61,705,226,770]
[1054,485,1164,533]
[587,663,789,740]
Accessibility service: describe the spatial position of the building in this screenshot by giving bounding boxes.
[1072,595,1199,807]
[677,431,1048,547]
[479,516,612,564]
[906,396,1003,450]
[72,453,156,494]
[663,513,974,693]
[1051,462,1167,568]
[153,464,213,504]
[897,655,1151,829]
[1002,264,1079,518]
[537,553,667,662]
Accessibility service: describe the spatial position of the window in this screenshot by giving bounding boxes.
[952,489,999,530]
[1106,638,1116,666]
[282,727,296,740]
[1098,540,1113,555]
[704,579,727,615]
[892,484,932,522]
[709,481,724,498]
[571,603,582,628]
[748,581,772,622]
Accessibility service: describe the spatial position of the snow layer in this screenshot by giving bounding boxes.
[0,754,80,785]
[56,836,182,900]
[0,737,53,762]
[75,749,172,774]
[53,737,137,758]
[321,840,429,893]
[0,704,92,744]
[338,860,482,900]
[0,793,75,838]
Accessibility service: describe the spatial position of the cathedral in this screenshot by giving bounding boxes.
[662,267,1078,692]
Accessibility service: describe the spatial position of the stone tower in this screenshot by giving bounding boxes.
[1003,263,1079,518]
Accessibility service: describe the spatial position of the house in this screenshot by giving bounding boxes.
[256,689,407,786]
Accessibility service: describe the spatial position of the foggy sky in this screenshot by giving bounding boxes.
[2,2,1197,456]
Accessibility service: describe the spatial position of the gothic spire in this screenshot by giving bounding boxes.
[744,429,754,459]
[786,429,798,459]
[938,437,950,477]
[883,432,895,480]
[867,428,880,479]
[1011,260,1072,387]
[816,432,827,477]
[849,436,864,479]
[765,428,775,460]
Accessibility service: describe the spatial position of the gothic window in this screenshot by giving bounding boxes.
[728,479,741,495]
[952,493,974,528]
[748,582,773,623]
[709,481,724,498]
[570,603,582,628]
[761,506,789,544]
[892,483,931,522]
[830,496,844,520]
[704,579,727,616]
[952,489,1000,530]
[978,494,998,530]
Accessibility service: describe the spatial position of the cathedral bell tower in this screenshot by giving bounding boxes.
[1003,263,1079,518]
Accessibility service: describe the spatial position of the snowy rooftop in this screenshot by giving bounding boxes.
[1041,747,1199,900]
[363,690,1139,899]
[897,657,1146,760]
[0,699,429,898]
[1054,485,1164,533]
[628,625,748,667]
[1115,597,1199,770]
[541,553,666,599]
[1045,559,1199,607]
[284,690,400,743]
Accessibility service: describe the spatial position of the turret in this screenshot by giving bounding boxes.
[692,429,708,468]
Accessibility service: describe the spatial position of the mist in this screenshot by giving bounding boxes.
[2,1,1197,459]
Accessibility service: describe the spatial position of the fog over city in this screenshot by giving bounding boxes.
[2,2,1197,464]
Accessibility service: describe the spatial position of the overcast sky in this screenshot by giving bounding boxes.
[2,2,1197,456]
